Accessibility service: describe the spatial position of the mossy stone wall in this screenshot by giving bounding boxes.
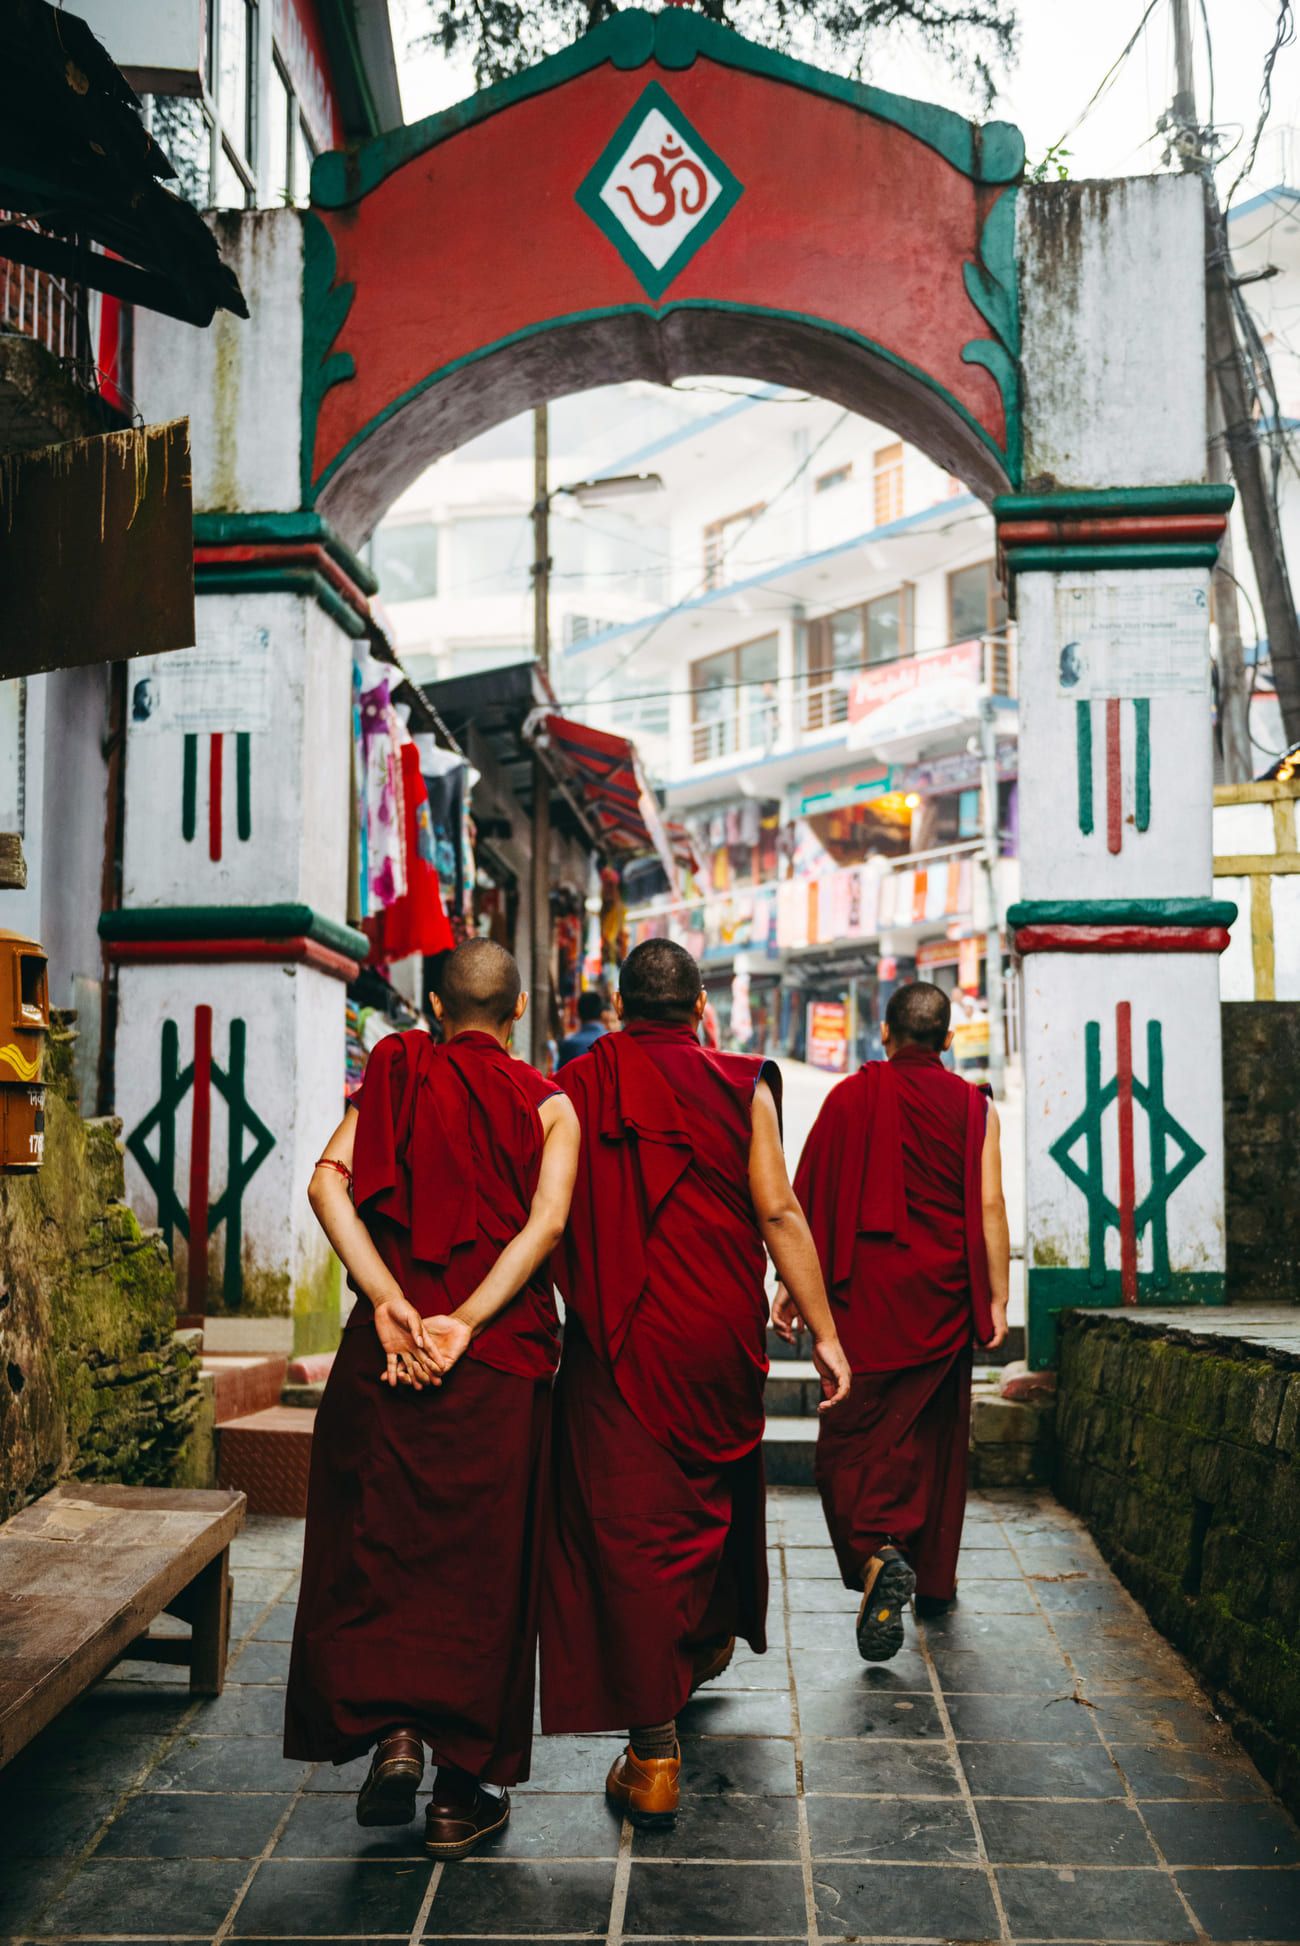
[0,1016,204,1514]
[1056,1311,1300,1816]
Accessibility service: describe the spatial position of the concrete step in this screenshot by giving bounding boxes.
[764,1361,823,1417]
[762,1416,817,1487]
[217,1406,315,1516]
[281,1350,334,1410]
[201,1353,288,1425]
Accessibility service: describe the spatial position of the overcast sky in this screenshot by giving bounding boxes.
[391,0,1300,201]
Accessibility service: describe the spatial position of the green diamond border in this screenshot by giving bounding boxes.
[575,79,744,302]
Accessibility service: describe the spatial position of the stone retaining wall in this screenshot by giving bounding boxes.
[0,1016,206,1514]
[1222,1002,1300,1303]
[1055,1311,1300,1815]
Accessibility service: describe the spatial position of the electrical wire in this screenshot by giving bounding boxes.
[1226,0,1296,213]
[571,410,854,704]
[1049,0,1164,152]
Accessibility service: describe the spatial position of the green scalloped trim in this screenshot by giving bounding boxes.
[305,298,1015,509]
[312,7,1024,211]
[994,485,1235,519]
[100,903,369,960]
[301,213,356,510]
[1008,898,1238,927]
[194,562,368,639]
[193,511,377,595]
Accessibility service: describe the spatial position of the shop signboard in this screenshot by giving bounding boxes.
[807,1000,849,1072]
[846,641,983,751]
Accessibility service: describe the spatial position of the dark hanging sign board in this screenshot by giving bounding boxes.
[0,418,194,677]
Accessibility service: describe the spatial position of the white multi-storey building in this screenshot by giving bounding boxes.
[376,383,1021,1072]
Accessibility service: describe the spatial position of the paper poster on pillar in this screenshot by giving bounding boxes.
[1016,571,1213,901]
[114,960,344,1354]
[123,595,353,914]
[1021,951,1226,1364]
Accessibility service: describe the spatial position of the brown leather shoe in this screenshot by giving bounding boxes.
[690,1633,736,1693]
[423,1785,511,1859]
[356,1730,424,1826]
[606,1744,680,1830]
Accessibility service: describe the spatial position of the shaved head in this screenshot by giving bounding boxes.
[439,938,522,1028]
[884,980,951,1051]
[619,939,703,1024]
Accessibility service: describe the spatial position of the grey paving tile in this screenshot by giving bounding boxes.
[515,1736,626,1794]
[1177,1866,1300,1940]
[227,1638,293,1683]
[790,1645,930,1690]
[94,1790,292,1858]
[948,1578,1041,1613]
[0,1855,65,1931]
[1115,1741,1270,1800]
[253,1602,300,1642]
[1,1787,115,1859]
[798,1689,942,1739]
[813,1861,997,1939]
[930,1647,1075,1695]
[945,1690,1101,1743]
[779,1546,846,1578]
[802,1738,961,1797]
[976,1795,1159,1864]
[1142,1797,1300,1865]
[1091,1694,1228,1749]
[806,1793,980,1861]
[678,1734,796,1796]
[996,1864,1196,1940]
[917,1609,1058,1652]
[189,1684,289,1736]
[151,1734,311,1793]
[785,1576,858,1612]
[425,1860,615,1934]
[233,1857,432,1934]
[959,1738,1124,1799]
[37,1857,249,1936]
[623,1860,806,1936]
[633,1792,799,1861]
[679,1687,794,1737]
[273,1792,426,1860]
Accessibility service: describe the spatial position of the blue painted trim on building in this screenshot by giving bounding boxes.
[1227,183,1300,224]
[598,386,780,474]
[561,493,982,663]
[661,730,850,796]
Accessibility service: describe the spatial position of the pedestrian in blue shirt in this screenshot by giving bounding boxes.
[558,990,608,1068]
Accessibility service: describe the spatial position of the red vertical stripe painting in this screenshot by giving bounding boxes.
[187,1005,213,1311]
[1115,999,1138,1305]
[209,734,224,863]
[1105,699,1123,856]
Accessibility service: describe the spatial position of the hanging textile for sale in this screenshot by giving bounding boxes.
[421,743,470,918]
[357,668,408,913]
[363,740,456,965]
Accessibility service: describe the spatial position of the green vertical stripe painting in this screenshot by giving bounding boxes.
[1134,698,1151,832]
[181,736,198,843]
[236,734,252,843]
[1076,702,1094,836]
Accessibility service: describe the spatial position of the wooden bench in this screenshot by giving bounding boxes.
[0,1482,246,1768]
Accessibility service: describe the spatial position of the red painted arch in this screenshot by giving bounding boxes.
[302,10,1022,544]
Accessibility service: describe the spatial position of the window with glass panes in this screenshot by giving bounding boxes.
[372,522,440,602]
[803,590,912,730]
[948,561,1008,643]
[872,443,904,526]
[703,504,766,590]
[690,636,778,762]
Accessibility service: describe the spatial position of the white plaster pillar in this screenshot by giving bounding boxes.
[114,213,364,1353]
[1006,178,1235,1364]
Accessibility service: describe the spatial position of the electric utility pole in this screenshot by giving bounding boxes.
[530,403,553,1068]
[1169,0,1300,755]
[979,693,1006,1099]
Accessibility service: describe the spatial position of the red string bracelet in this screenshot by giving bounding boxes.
[313,1157,354,1191]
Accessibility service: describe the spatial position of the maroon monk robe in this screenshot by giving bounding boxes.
[285,1030,559,1782]
[540,1020,775,1733]
[794,1043,993,1601]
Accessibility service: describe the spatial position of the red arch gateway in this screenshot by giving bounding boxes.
[302,6,1023,544]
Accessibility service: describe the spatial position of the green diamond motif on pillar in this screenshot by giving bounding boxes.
[576,81,744,301]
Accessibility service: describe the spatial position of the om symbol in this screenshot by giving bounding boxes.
[617,132,707,228]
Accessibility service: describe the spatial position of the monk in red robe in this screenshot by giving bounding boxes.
[285,940,579,1858]
[541,938,851,1829]
[775,980,1009,1662]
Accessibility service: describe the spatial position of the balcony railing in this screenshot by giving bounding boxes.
[0,214,95,381]
[690,692,779,767]
[800,678,850,735]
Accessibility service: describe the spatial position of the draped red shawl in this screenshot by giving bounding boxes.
[794,1045,993,1370]
[348,1029,560,1379]
[555,1021,774,1465]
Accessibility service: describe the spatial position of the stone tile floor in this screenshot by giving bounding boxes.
[3,1487,1299,1944]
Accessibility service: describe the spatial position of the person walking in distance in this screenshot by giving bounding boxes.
[285,940,579,1858]
[541,938,851,1829]
[775,980,1010,1661]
